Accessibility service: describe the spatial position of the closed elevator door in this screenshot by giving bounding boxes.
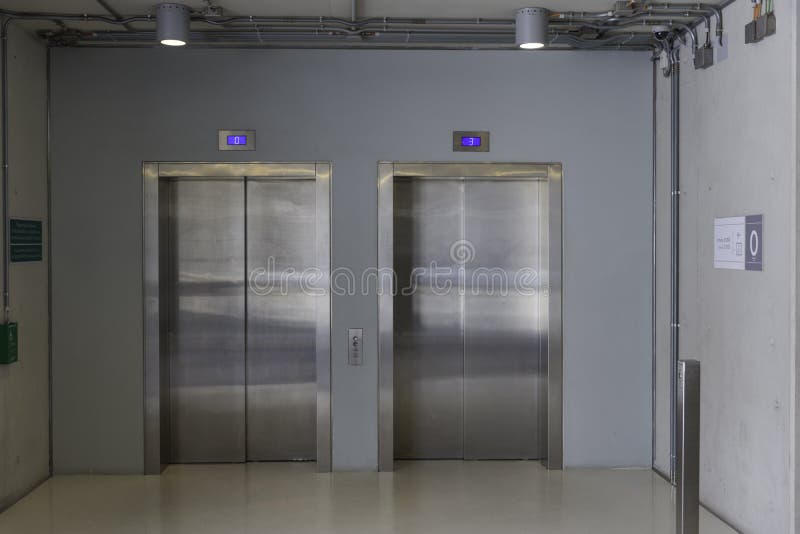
[168,177,317,463]
[170,179,245,462]
[246,179,317,461]
[394,177,543,460]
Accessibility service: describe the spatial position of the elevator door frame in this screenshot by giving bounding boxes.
[143,162,332,473]
[377,162,563,471]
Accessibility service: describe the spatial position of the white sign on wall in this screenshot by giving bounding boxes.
[713,215,763,271]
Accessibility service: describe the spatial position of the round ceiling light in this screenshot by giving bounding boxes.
[157,3,191,47]
[516,7,550,50]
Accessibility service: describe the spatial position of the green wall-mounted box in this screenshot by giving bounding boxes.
[0,322,18,364]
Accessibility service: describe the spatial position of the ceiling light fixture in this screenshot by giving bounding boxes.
[157,3,191,47]
[516,7,550,49]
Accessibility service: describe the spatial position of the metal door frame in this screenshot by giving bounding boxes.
[143,162,332,473]
[377,162,563,471]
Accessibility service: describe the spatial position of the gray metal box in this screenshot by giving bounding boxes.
[765,13,777,37]
[755,14,768,40]
[746,13,777,45]
[744,20,758,43]
[693,46,714,70]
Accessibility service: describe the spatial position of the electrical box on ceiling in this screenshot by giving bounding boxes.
[745,6,776,44]
[693,45,714,70]
[613,1,637,12]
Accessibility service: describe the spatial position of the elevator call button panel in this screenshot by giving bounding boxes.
[453,131,490,152]
[348,328,363,366]
[218,129,256,151]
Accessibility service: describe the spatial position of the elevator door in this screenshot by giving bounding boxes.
[169,180,246,463]
[394,178,543,460]
[394,180,464,459]
[168,177,317,464]
[246,179,317,461]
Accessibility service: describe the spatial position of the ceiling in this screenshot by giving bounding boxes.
[0,0,723,19]
[0,0,727,49]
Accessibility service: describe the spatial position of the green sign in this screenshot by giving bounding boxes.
[0,322,18,364]
[10,219,42,263]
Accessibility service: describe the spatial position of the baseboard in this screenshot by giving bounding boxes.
[652,466,671,483]
[650,467,742,533]
[700,502,742,534]
[0,474,50,514]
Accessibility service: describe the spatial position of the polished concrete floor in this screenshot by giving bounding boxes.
[0,461,735,534]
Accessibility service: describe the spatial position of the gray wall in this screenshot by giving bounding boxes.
[653,60,671,477]
[654,0,797,531]
[51,48,653,472]
[0,27,50,509]
[796,4,800,531]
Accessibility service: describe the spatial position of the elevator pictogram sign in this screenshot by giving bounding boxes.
[714,214,763,271]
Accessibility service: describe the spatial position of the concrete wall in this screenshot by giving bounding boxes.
[653,60,671,478]
[655,0,797,531]
[50,48,653,473]
[796,3,800,531]
[0,27,50,510]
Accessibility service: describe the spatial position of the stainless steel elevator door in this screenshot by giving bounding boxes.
[168,177,318,464]
[246,179,317,461]
[463,180,541,459]
[169,179,246,463]
[393,177,543,460]
[394,179,464,459]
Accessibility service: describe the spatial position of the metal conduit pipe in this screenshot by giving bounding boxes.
[182,15,518,27]
[0,4,728,55]
[1,17,10,321]
[218,13,713,33]
[96,0,135,32]
[674,24,697,55]
[554,11,716,25]
[598,14,686,24]
[202,8,708,24]
[556,4,719,18]
[222,25,657,40]
[557,9,708,21]
[204,11,712,32]
[0,10,152,25]
[551,17,691,32]
[239,25,517,36]
[212,20,516,30]
[109,26,517,39]
[700,15,712,45]
[551,32,641,48]
[685,0,735,46]
[95,24,693,44]
[71,27,654,48]
[645,3,722,20]
[650,54,658,475]
[305,16,515,25]
[0,6,719,34]
[669,47,681,484]
[557,4,723,44]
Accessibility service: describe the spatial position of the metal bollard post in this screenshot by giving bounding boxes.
[676,360,700,534]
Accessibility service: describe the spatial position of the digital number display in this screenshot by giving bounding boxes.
[453,131,488,152]
[227,135,248,146]
[461,136,482,147]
